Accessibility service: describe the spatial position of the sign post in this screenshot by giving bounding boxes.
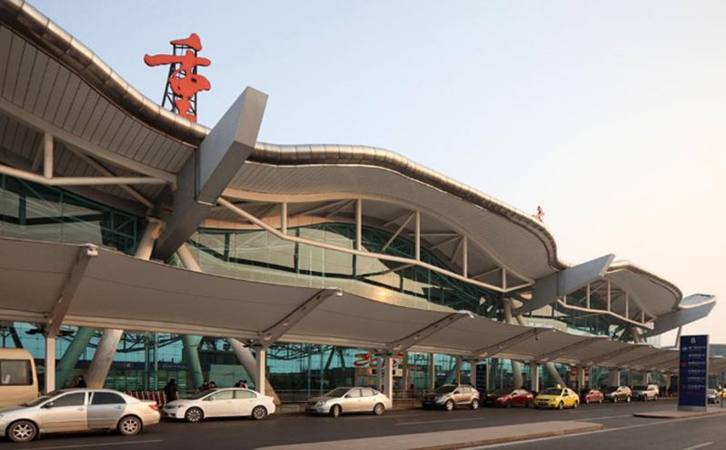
[678,335,709,412]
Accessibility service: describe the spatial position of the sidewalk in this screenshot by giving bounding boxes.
[257,420,603,450]
[634,407,726,419]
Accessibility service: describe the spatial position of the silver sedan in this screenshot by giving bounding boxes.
[0,389,160,443]
[306,387,390,417]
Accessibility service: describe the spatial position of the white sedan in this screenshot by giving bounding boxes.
[163,388,276,422]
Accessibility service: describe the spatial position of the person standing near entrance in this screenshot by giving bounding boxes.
[164,379,179,402]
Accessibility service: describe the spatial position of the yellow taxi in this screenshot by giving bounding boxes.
[533,386,579,410]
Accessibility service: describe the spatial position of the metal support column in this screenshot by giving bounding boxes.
[470,359,478,387]
[530,362,539,393]
[454,356,462,384]
[384,353,394,407]
[44,336,56,393]
[255,347,266,396]
[428,353,436,389]
[577,366,586,391]
[56,327,94,389]
[503,299,523,388]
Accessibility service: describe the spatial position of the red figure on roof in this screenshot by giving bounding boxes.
[144,33,211,122]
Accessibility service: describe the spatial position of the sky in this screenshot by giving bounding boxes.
[30,0,726,344]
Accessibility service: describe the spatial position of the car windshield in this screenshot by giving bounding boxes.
[434,385,456,394]
[22,395,53,407]
[633,386,646,390]
[324,388,351,398]
[603,386,619,393]
[541,388,562,395]
[492,389,511,396]
[187,389,217,400]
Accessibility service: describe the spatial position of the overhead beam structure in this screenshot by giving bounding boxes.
[154,87,268,260]
[388,311,474,352]
[535,336,608,363]
[585,344,647,366]
[45,245,98,339]
[259,288,342,348]
[473,327,554,359]
[514,254,615,316]
[643,295,717,338]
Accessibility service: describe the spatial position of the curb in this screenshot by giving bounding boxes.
[409,423,605,450]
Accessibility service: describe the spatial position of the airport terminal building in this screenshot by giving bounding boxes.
[0,1,720,402]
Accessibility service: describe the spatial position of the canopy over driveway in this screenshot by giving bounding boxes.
[0,237,700,373]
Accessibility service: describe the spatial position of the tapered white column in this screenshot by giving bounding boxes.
[44,336,56,393]
[87,220,163,388]
[254,347,267,396]
[428,353,436,389]
[530,362,540,392]
[384,353,394,407]
[454,356,462,384]
[503,299,523,388]
[470,359,478,387]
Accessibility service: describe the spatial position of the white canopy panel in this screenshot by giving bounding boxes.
[0,237,700,372]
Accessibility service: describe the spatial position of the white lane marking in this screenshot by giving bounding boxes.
[467,413,726,448]
[17,440,164,450]
[396,416,487,426]
[579,414,632,421]
[681,443,713,450]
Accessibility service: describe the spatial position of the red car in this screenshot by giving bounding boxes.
[485,388,534,408]
[580,388,604,404]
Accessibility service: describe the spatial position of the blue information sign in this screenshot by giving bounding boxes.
[475,363,487,393]
[678,334,709,411]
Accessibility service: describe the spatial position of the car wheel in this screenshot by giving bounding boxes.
[118,416,142,436]
[505,401,512,409]
[612,397,618,403]
[373,403,385,415]
[7,420,37,443]
[558,402,564,410]
[573,401,579,409]
[445,400,455,411]
[252,406,268,420]
[185,407,204,423]
[471,399,480,410]
[585,398,590,405]
[330,404,342,418]
[599,398,603,404]
[654,395,658,402]
[626,396,631,403]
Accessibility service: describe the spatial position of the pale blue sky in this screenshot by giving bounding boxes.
[31,0,726,342]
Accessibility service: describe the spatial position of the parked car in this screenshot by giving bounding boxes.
[631,385,659,401]
[0,349,38,408]
[602,386,632,403]
[0,389,159,443]
[579,388,604,404]
[707,389,719,404]
[422,384,480,411]
[306,387,389,417]
[163,388,276,422]
[534,387,579,410]
[484,388,533,408]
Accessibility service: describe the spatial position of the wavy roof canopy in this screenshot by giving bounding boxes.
[0,0,707,325]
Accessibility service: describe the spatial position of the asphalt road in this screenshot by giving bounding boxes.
[3,399,724,450]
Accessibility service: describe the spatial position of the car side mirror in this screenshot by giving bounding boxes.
[344,394,351,398]
[43,402,55,408]
[454,391,460,394]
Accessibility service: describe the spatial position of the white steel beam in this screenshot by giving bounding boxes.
[281,202,288,234]
[0,164,167,186]
[382,212,413,252]
[414,210,421,260]
[43,133,53,179]
[388,311,474,352]
[289,200,350,220]
[586,344,646,366]
[45,244,98,339]
[259,289,342,348]
[473,328,554,358]
[535,336,608,363]
[462,236,468,277]
[0,96,176,184]
[65,146,154,209]
[216,199,508,293]
[356,199,363,251]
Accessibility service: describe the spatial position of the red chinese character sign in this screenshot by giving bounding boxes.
[144,33,211,122]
